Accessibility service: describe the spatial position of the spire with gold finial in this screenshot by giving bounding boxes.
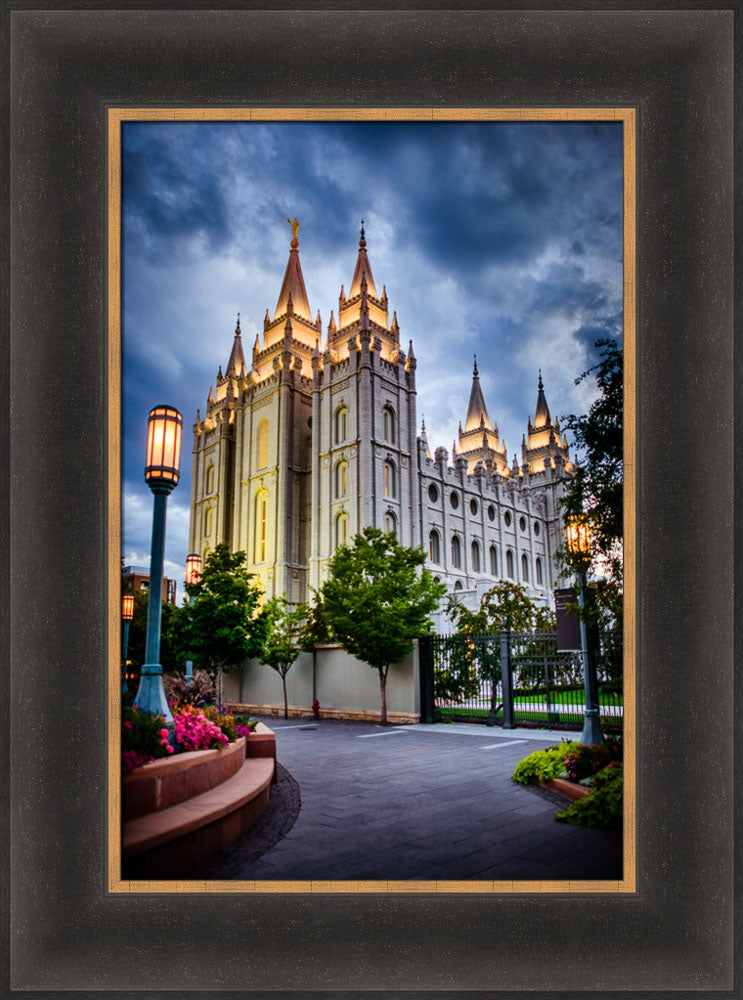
[273,216,312,321]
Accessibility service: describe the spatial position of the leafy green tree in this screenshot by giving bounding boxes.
[447,580,556,635]
[173,544,267,710]
[126,589,180,673]
[258,596,309,720]
[320,527,446,725]
[559,338,623,620]
[445,581,557,701]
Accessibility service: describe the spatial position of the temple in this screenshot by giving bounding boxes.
[189,222,574,609]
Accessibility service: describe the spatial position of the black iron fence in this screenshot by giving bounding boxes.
[419,629,623,732]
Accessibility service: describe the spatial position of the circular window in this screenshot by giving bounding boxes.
[428,483,439,503]
[487,504,495,522]
[470,499,478,516]
[534,521,540,536]
[433,576,441,584]
[450,492,459,510]
[504,511,512,527]
[520,516,527,532]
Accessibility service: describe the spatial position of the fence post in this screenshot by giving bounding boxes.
[418,636,436,724]
[500,626,514,729]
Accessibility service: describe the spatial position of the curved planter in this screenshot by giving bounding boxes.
[122,725,277,878]
[539,777,591,801]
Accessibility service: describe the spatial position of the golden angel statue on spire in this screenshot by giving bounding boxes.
[282,216,299,240]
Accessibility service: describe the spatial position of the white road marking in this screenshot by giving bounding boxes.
[357,729,410,738]
[478,740,530,749]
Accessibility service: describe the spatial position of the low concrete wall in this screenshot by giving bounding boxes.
[223,642,421,723]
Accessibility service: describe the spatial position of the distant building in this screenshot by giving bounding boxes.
[188,222,574,613]
[122,565,177,605]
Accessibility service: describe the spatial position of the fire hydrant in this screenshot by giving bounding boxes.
[312,698,320,719]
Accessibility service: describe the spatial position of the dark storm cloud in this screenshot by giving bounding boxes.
[122,119,624,583]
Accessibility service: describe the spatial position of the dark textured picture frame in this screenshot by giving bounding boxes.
[4,5,738,994]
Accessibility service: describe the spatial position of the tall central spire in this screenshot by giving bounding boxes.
[349,219,378,298]
[274,218,312,321]
[464,355,492,432]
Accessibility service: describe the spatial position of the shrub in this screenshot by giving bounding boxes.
[561,741,622,783]
[163,669,216,710]
[512,742,581,785]
[556,762,623,829]
[122,706,174,772]
[173,705,229,752]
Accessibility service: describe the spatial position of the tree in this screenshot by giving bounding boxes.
[173,544,267,710]
[258,596,309,720]
[560,338,623,585]
[320,526,446,725]
[445,582,557,702]
[126,589,180,673]
[447,580,556,636]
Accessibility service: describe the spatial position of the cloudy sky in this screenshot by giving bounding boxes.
[122,120,623,594]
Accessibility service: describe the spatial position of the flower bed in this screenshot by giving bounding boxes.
[122,703,259,773]
[512,739,623,829]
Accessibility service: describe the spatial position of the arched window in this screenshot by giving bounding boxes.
[429,529,441,564]
[471,540,481,573]
[383,405,396,444]
[536,557,543,586]
[335,512,348,549]
[334,460,347,498]
[202,545,210,562]
[384,460,397,498]
[334,406,347,444]
[384,512,396,536]
[489,545,498,576]
[203,507,213,537]
[254,491,267,563]
[521,553,529,582]
[454,579,463,591]
[256,418,268,470]
[451,535,462,568]
[506,549,514,579]
[205,464,214,494]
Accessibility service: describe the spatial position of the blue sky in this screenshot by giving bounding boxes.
[122,120,623,595]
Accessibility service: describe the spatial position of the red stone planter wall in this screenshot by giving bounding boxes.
[122,724,277,878]
[539,777,591,801]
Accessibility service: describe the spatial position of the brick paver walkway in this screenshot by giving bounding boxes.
[205,717,622,881]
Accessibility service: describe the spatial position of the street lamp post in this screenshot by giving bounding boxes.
[134,405,183,724]
[184,553,202,684]
[121,593,134,693]
[566,516,605,745]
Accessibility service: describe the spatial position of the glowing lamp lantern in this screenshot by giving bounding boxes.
[565,515,592,564]
[183,553,203,684]
[121,593,135,693]
[144,404,182,490]
[565,515,605,745]
[134,405,183,723]
[185,553,202,587]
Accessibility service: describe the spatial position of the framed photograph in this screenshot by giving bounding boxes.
[5,5,737,995]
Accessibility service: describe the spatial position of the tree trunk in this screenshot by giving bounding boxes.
[282,673,288,720]
[218,667,223,713]
[379,667,388,726]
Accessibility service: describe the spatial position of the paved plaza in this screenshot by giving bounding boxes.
[195,717,622,882]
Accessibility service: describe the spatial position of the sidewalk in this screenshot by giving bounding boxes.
[195,716,622,882]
